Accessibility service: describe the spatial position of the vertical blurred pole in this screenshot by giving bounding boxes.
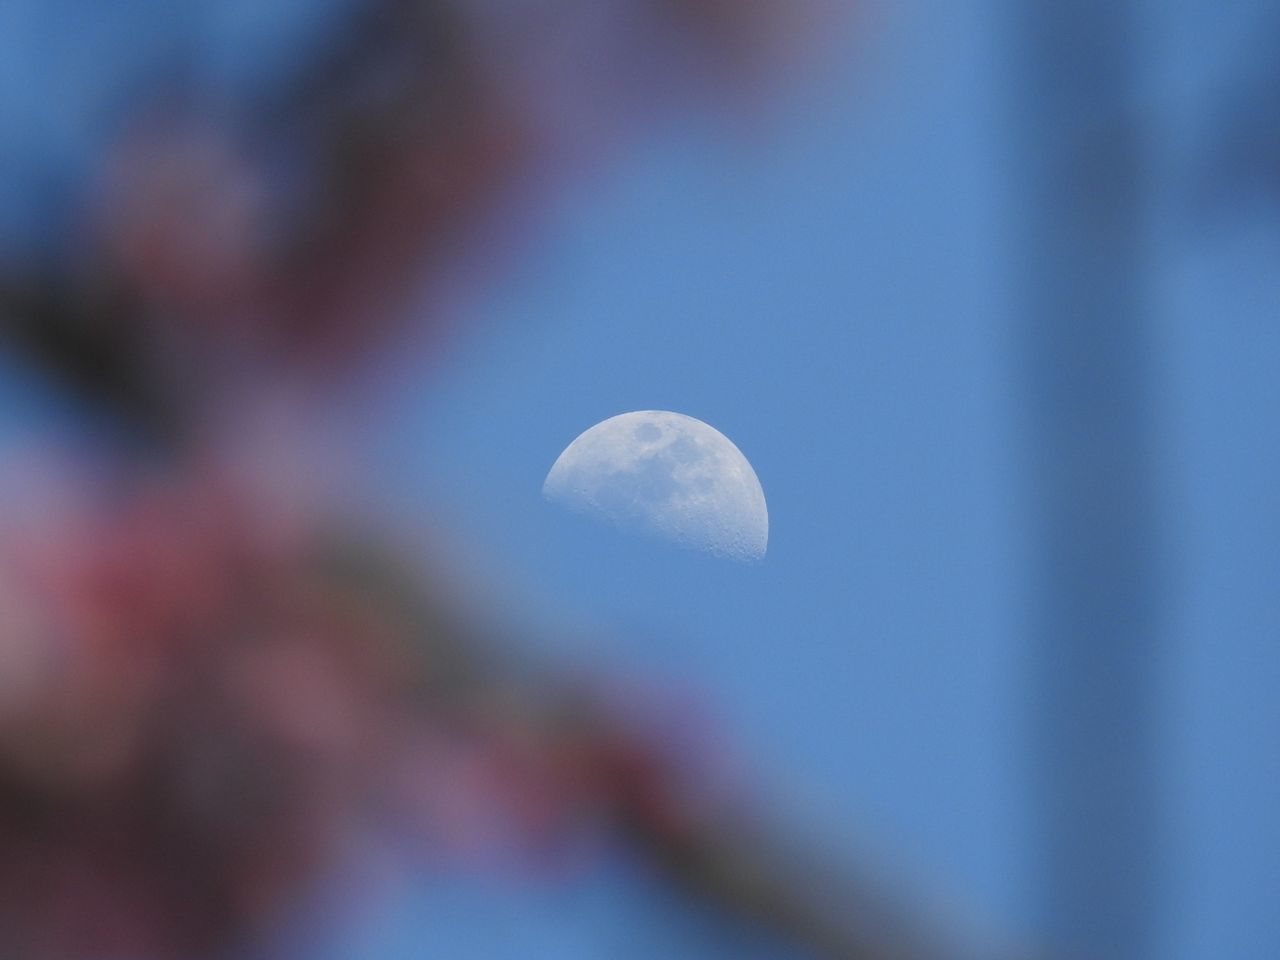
[1010,3,1162,960]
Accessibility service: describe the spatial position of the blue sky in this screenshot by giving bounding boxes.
[367,2,1025,951]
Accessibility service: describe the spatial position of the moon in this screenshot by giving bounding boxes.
[543,411,768,562]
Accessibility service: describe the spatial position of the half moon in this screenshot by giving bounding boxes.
[543,411,768,562]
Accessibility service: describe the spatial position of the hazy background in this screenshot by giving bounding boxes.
[1,1,1277,959]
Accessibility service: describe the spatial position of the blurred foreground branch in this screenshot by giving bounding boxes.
[0,1,1016,958]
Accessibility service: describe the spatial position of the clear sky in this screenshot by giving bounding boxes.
[364,6,1023,955]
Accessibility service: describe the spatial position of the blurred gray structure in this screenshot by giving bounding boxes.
[1011,2,1164,958]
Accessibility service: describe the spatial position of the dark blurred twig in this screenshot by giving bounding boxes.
[323,534,1018,960]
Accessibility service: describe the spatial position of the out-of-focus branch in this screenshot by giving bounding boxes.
[0,2,1013,958]
[0,0,809,445]
[320,535,1022,960]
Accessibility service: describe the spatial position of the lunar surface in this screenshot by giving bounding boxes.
[543,411,768,562]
